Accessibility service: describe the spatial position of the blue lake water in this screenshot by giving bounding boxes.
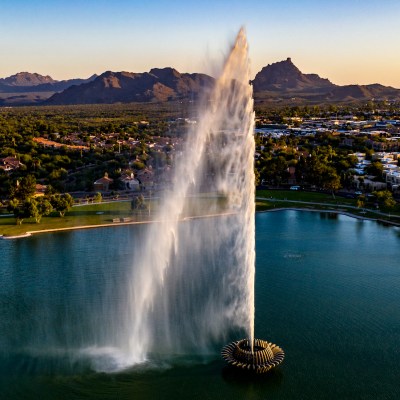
[1,210,399,399]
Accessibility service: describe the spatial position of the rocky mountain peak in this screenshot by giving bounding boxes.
[149,68,182,80]
[0,72,56,86]
[252,58,334,91]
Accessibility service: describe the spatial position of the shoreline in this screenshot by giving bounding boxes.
[263,207,400,227]
[0,233,32,239]
[1,208,399,240]
[0,212,237,239]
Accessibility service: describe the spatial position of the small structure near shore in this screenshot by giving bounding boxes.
[94,173,113,192]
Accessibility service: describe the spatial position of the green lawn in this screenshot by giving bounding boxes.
[256,189,400,221]
[1,192,399,237]
[0,201,151,237]
[256,189,356,205]
[0,196,229,237]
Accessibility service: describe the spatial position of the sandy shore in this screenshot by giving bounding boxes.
[0,233,32,240]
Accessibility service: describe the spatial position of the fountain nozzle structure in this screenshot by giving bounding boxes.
[221,338,284,373]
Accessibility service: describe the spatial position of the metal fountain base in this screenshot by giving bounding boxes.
[221,338,284,374]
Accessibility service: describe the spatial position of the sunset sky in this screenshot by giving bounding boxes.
[1,0,400,87]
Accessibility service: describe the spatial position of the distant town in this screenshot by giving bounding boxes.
[255,105,400,196]
[0,100,399,225]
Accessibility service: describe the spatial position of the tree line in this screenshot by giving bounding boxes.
[6,175,74,225]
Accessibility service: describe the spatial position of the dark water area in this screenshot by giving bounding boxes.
[1,210,399,399]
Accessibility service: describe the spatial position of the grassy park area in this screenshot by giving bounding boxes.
[256,189,400,222]
[0,201,139,237]
[256,189,356,204]
[1,191,399,237]
[0,195,229,237]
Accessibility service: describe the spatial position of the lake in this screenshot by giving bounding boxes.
[1,210,399,399]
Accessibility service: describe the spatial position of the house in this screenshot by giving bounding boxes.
[363,178,387,191]
[136,168,154,190]
[287,166,297,185]
[385,170,400,187]
[0,156,24,172]
[94,173,113,192]
[120,172,140,191]
[341,138,354,148]
[34,184,47,197]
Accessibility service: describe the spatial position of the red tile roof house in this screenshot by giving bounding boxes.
[0,156,24,172]
[94,173,114,192]
[34,184,47,197]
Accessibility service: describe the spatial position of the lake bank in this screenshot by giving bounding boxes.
[1,204,399,240]
[0,211,237,239]
[1,190,399,238]
[264,207,400,227]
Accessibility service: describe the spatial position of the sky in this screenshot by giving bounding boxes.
[1,0,400,87]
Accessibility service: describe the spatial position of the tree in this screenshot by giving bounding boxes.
[372,190,396,210]
[254,167,261,186]
[93,192,102,203]
[132,160,146,170]
[50,193,74,217]
[44,184,57,197]
[366,161,383,179]
[35,197,53,223]
[7,197,38,225]
[356,195,365,209]
[131,194,146,210]
[7,199,23,225]
[49,168,68,181]
[10,175,36,201]
[260,156,289,186]
[321,166,341,197]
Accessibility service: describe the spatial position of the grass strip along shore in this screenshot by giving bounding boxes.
[1,190,399,238]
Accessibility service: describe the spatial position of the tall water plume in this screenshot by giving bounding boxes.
[121,28,255,364]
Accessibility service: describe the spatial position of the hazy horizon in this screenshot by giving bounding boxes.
[2,0,400,87]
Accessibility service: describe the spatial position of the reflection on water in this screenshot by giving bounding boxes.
[222,365,283,385]
[319,212,338,220]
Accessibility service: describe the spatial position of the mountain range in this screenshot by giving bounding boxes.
[1,58,399,106]
[0,73,97,105]
[45,68,213,105]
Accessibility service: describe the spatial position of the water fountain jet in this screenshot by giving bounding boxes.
[215,28,285,373]
[121,27,284,373]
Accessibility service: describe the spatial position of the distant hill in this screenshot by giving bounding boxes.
[0,72,56,87]
[252,58,400,104]
[0,73,97,105]
[319,83,400,102]
[44,68,214,105]
[252,57,334,92]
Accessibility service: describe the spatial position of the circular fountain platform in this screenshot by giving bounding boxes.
[221,338,284,373]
